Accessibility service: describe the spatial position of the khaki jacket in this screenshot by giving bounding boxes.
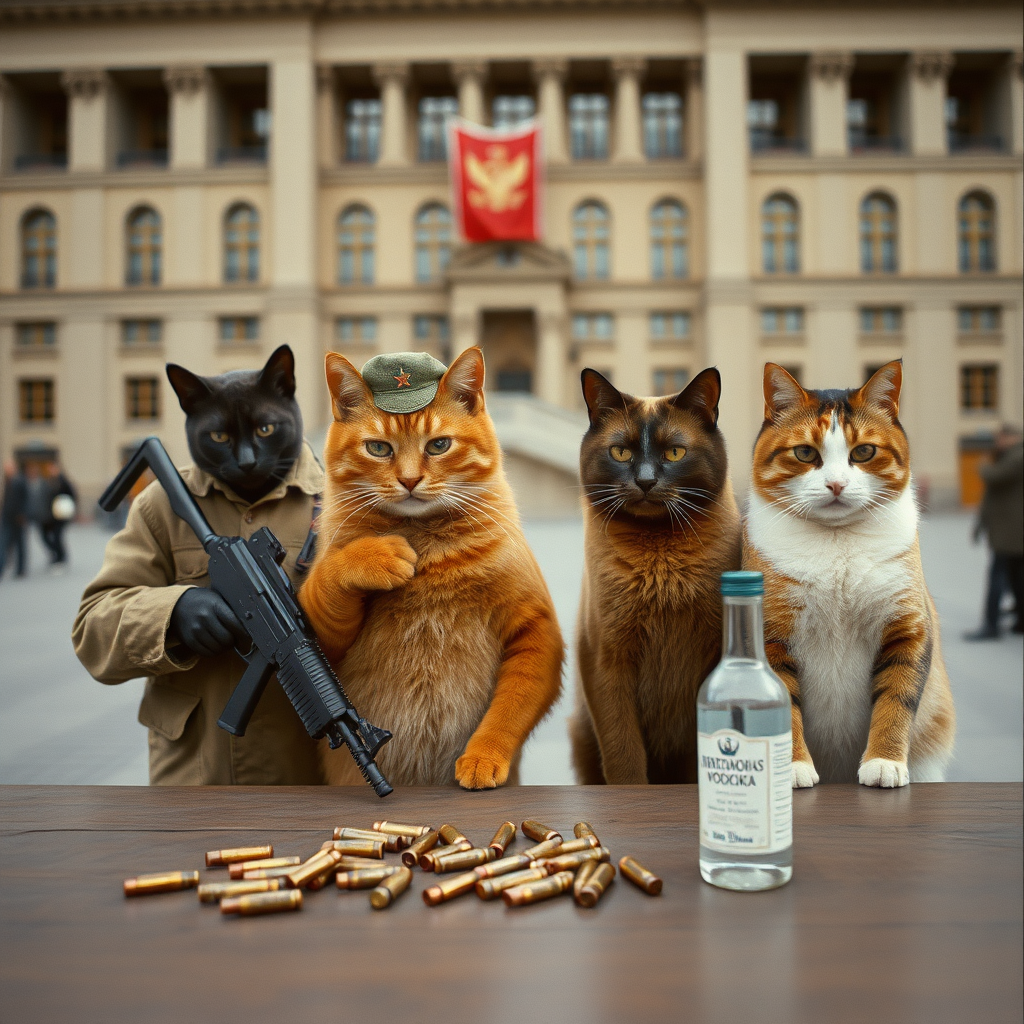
[73,444,325,785]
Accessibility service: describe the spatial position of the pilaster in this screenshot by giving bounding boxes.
[684,59,703,163]
[1008,51,1023,156]
[808,51,853,157]
[373,62,410,166]
[452,60,486,126]
[61,68,112,172]
[611,56,645,164]
[0,76,15,174]
[316,64,338,169]
[533,58,568,164]
[907,51,954,156]
[536,310,566,406]
[164,65,210,170]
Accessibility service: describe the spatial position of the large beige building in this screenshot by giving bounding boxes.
[0,0,1021,514]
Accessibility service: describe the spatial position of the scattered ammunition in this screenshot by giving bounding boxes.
[241,866,299,880]
[521,820,561,844]
[474,853,532,880]
[370,866,413,909]
[220,890,302,916]
[336,855,386,871]
[573,858,599,900]
[373,821,431,840]
[475,867,549,900]
[306,863,339,891]
[502,870,574,908]
[551,835,600,856]
[320,840,388,861]
[229,856,300,879]
[402,830,439,867]
[124,871,200,897]
[574,821,598,841]
[205,845,274,868]
[419,841,472,872]
[576,863,616,908]
[487,821,516,857]
[433,848,493,874]
[335,866,400,890]
[422,870,480,906]
[198,879,284,903]
[537,847,610,875]
[327,838,385,859]
[333,827,402,851]
[619,856,662,895]
[286,850,342,889]
[437,824,471,847]
[523,837,563,860]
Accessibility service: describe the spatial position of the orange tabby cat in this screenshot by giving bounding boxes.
[743,361,955,788]
[299,347,563,789]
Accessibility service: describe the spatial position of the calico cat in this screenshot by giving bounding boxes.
[743,361,955,788]
[570,368,742,785]
[299,347,563,789]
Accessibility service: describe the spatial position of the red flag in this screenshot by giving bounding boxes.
[448,119,543,243]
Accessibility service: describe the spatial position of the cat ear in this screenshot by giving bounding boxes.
[258,344,296,398]
[854,359,902,418]
[672,367,721,428]
[325,351,372,420]
[581,369,625,424]
[763,363,808,421]
[166,363,211,415]
[438,347,485,414]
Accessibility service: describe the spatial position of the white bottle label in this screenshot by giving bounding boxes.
[698,729,792,855]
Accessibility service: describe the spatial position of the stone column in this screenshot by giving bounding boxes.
[451,309,479,357]
[907,51,954,156]
[808,51,853,157]
[163,65,210,170]
[684,58,703,162]
[0,76,15,174]
[316,63,337,169]
[536,310,566,406]
[61,68,111,171]
[1006,51,1023,155]
[532,58,568,163]
[373,62,410,166]
[452,60,486,125]
[611,56,645,163]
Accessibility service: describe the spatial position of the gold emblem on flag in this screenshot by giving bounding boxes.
[465,145,529,213]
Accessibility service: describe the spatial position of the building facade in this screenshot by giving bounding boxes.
[0,0,1021,510]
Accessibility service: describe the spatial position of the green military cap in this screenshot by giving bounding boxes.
[360,351,449,414]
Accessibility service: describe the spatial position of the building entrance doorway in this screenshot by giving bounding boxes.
[480,310,536,393]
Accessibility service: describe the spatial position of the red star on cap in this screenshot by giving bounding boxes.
[394,369,411,387]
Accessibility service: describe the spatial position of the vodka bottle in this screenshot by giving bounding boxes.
[697,571,792,891]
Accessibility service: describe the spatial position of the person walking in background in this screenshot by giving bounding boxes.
[41,461,77,574]
[0,460,29,580]
[966,425,1024,641]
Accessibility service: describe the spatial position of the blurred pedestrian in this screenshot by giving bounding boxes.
[0,460,29,580]
[965,425,1024,641]
[41,461,77,573]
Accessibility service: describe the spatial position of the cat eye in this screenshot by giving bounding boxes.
[426,437,452,455]
[850,444,877,463]
[255,424,276,438]
[609,446,632,463]
[210,431,230,444]
[365,440,393,458]
[664,447,686,463]
[793,445,818,463]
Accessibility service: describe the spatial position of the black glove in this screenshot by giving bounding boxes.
[169,588,248,657]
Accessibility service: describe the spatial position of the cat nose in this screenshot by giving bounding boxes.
[826,481,845,497]
[399,475,423,494]
[636,464,657,493]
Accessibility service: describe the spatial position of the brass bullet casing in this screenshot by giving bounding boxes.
[242,866,298,880]
[474,867,549,900]
[574,821,598,841]
[335,866,400,890]
[402,830,439,868]
[286,850,342,889]
[229,857,301,879]
[334,828,403,852]
[536,847,610,875]
[335,855,385,871]
[474,853,532,880]
[551,835,599,856]
[220,890,302,916]
[123,871,200,897]
[369,865,413,909]
[619,856,662,895]
[205,845,274,868]
[419,841,472,872]
[433,847,493,874]
[487,821,516,857]
[327,838,385,860]
[572,858,599,900]
[521,820,561,844]
[437,824,471,847]
[576,862,616,908]
[422,870,480,906]
[522,837,563,860]
[373,821,432,840]
[198,879,284,903]
[502,870,575,908]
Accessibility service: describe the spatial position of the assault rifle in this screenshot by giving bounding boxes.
[100,437,393,797]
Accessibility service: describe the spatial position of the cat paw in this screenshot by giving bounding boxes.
[336,535,417,592]
[455,753,509,790]
[858,758,909,788]
[792,761,819,788]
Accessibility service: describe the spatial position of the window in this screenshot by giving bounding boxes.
[958,307,1001,334]
[217,78,270,164]
[18,379,55,423]
[338,206,375,285]
[345,98,381,162]
[761,194,799,274]
[418,96,458,161]
[960,365,999,411]
[748,64,806,153]
[571,313,614,341]
[413,315,451,360]
[126,207,161,286]
[958,192,996,273]
[652,368,689,395]
[860,193,898,274]
[125,377,160,420]
[573,201,610,280]
[21,209,57,289]
[761,308,805,336]
[219,317,259,344]
[336,317,377,344]
[847,68,901,152]
[122,320,163,346]
[650,312,691,341]
[414,204,452,283]
[650,200,688,280]
[642,93,682,158]
[496,368,533,393]
[859,308,903,336]
[492,95,535,130]
[569,94,609,160]
[16,323,57,349]
[224,204,259,283]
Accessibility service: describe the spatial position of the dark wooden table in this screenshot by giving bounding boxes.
[1,784,1020,1024]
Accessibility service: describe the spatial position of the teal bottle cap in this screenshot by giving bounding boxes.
[721,571,764,596]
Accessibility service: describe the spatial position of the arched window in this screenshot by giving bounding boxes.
[860,193,898,274]
[573,201,610,280]
[224,203,260,283]
[21,209,57,289]
[414,203,451,283]
[650,199,688,280]
[126,206,162,286]
[338,205,375,285]
[761,193,799,274]
[958,191,996,273]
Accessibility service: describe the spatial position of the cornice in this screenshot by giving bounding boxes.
[0,165,269,191]
[751,152,1024,175]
